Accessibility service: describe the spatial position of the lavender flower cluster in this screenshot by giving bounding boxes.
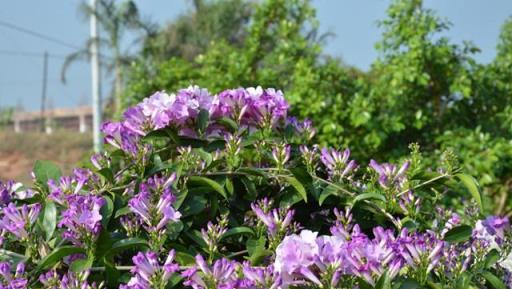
[102,86,289,155]
[0,86,510,289]
[117,207,511,289]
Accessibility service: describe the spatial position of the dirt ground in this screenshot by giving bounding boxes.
[0,130,92,183]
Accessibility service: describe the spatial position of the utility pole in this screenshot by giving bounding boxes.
[90,0,102,152]
[40,51,48,133]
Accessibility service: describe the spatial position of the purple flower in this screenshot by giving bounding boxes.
[128,175,181,234]
[482,216,510,242]
[123,105,147,136]
[90,152,111,170]
[0,262,27,289]
[47,169,95,205]
[299,145,319,173]
[369,159,410,190]
[141,91,190,128]
[271,144,291,169]
[0,203,41,240]
[201,216,228,256]
[121,250,179,289]
[240,263,281,289]
[473,216,510,248]
[39,270,99,289]
[0,181,34,206]
[101,121,140,155]
[216,88,251,122]
[320,148,357,181]
[399,191,420,215]
[248,87,289,128]
[288,118,316,141]
[274,230,322,287]
[177,85,216,118]
[251,199,294,237]
[394,229,444,274]
[182,255,239,289]
[58,194,105,246]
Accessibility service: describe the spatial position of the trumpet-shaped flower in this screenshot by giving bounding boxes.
[0,203,41,240]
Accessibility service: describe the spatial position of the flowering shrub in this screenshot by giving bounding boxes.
[0,86,510,289]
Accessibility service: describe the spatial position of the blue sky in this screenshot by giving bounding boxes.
[0,0,511,111]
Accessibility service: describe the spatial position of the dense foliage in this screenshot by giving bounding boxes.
[124,0,512,215]
[0,86,510,288]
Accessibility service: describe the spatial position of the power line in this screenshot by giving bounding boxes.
[0,50,68,59]
[0,19,81,50]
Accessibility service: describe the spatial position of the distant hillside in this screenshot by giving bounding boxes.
[0,130,92,183]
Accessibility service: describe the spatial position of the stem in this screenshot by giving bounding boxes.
[396,173,449,197]
[362,200,402,229]
[312,175,356,196]
[226,250,248,258]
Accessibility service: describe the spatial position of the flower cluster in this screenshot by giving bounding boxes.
[251,199,294,237]
[0,181,33,206]
[58,194,105,247]
[0,262,27,289]
[0,203,41,241]
[128,174,181,249]
[120,250,179,289]
[102,86,289,155]
[320,148,357,182]
[39,271,101,289]
[48,168,95,204]
[369,159,410,190]
[182,255,239,289]
[0,86,510,288]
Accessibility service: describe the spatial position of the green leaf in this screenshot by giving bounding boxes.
[174,251,196,265]
[167,221,184,241]
[279,190,304,208]
[70,257,93,272]
[114,206,131,218]
[484,249,500,269]
[95,230,114,260]
[196,149,213,167]
[455,272,471,289]
[482,271,507,289]
[281,176,308,203]
[41,201,57,241]
[33,160,62,186]
[36,246,86,272]
[246,237,269,265]
[0,249,28,264]
[180,194,207,217]
[104,258,120,288]
[444,225,473,243]
[456,173,483,210]
[398,279,421,289]
[196,109,210,133]
[174,188,189,210]
[100,195,114,227]
[318,184,339,206]
[352,193,386,204]
[375,271,391,289]
[221,226,254,240]
[97,168,114,183]
[105,238,148,259]
[217,117,238,132]
[184,230,208,248]
[146,162,178,177]
[188,176,227,199]
[240,176,258,201]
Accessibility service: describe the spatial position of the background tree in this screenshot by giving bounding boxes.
[62,0,152,116]
[123,0,512,215]
[142,0,252,62]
